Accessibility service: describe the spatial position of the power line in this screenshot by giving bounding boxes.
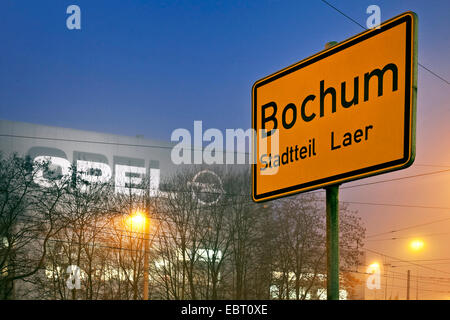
[342,269,450,294]
[0,134,172,150]
[319,0,450,85]
[340,168,450,190]
[170,167,450,195]
[389,258,450,263]
[392,262,450,267]
[364,247,450,275]
[344,201,450,211]
[415,164,450,168]
[385,269,450,282]
[304,169,450,195]
[319,0,366,29]
[366,231,450,242]
[418,63,450,85]
[0,133,249,155]
[366,216,450,239]
[346,268,450,289]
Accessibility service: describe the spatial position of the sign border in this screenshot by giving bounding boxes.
[252,11,418,202]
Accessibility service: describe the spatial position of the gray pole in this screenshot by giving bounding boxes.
[324,41,340,301]
[143,204,151,300]
[406,270,411,300]
[416,268,419,300]
[384,263,390,300]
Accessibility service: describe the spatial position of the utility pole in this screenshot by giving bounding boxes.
[143,206,151,300]
[384,263,390,300]
[416,268,419,300]
[406,270,411,300]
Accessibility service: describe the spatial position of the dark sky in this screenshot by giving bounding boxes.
[1,0,450,299]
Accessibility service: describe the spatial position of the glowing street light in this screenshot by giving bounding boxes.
[408,239,425,300]
[369,262,380,269]
[366,262,381,291]
[125,211,147,231]
[409,239,425,252]
[124,209,152,300]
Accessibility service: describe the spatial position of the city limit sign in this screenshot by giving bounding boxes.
[252,12,417,202]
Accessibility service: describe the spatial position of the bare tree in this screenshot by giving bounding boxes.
[0,153,70,299]
[151,167,208,300]
[270,193,365,300]
[1,154,365,300]
[224,169,261,299]
[27,165,118,300]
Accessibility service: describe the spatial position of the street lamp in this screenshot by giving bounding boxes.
[366,261,381,299]
[409,239,424,252]
[125,210,151,300]
[125,211,147,231]
[368,262,380,270]
[408,238,425,300]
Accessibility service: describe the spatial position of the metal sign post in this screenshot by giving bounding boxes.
[324,41,339,301]
[326,184,339,300]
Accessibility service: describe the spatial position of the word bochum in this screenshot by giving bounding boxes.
[260,62,398,134]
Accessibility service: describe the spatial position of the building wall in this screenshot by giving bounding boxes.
[0,119,177,182]
[0,119,249,192]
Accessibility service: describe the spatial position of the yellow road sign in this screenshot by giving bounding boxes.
[252,12,417,202]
